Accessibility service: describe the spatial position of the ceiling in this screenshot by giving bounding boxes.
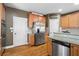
[4,3,79,15]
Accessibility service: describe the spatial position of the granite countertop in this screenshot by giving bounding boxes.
[49,32,79,45]
[54,32,79,36]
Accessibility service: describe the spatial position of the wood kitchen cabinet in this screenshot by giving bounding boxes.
[1,4,5,20]
[29,14,34,28]
[68,12,79,28]
[29,34,35,46]
[61,12,79,28]
[0,3,5,56]
[70,44,79,56]
[45,33,52,56]
[39,16,46,24]
[60,15,69,28]
[28,12,46,28]
[28,13,38,28]
[28,12,46,46]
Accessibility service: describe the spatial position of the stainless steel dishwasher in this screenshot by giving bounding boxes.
[52,40,70,56]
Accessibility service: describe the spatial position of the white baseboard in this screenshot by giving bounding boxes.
[3,45,15,49]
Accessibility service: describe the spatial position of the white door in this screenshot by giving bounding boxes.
[49,19,59,37]
[13,16,28,47]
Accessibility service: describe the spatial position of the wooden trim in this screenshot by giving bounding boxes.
[29,12,43,16]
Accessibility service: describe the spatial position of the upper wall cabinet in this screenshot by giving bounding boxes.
[29,14,33,28]
[60,15,69,28]
[29,13,38,28]
[68,12,79,28]
[0,4,2,20]
[38,16,46,23]
[1,5,5,20]
[61,12,79,28]
[28,12,46,28]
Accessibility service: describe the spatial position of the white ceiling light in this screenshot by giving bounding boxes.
[58,9,62,12]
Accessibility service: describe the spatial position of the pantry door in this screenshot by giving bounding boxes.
[13,16,28,47]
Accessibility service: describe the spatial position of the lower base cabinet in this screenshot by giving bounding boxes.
[45,33,52,56]
[70,44,79,56]
[29,34,34,46]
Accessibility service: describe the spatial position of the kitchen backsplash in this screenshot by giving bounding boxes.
[63,28,79,35]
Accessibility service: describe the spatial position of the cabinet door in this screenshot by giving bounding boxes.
[69,13,79,28]
[39,16,46,23]
[45,33,52,56]
[70,44,79,56]
[33,15,38,22]
[70,46,78,56]
[29,14,38,28]
[1,5,5,20]
[29,14,34,28]
[60,15,69,28]
[47,38,52,56]
[29,34,34,46]
[77,46,79,56]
